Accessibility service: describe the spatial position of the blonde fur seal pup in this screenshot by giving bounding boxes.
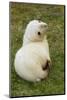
[14,20,51,82]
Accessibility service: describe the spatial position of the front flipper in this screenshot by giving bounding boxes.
[42,60,51,71]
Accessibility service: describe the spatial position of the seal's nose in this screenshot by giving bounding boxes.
[40,22,47,27]
[43,23,48,27]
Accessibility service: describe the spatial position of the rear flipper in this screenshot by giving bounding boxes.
[36,69,48,82]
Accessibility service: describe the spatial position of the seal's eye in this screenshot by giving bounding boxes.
[38,32,41,35]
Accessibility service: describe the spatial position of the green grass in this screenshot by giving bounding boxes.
[10,2,65,97]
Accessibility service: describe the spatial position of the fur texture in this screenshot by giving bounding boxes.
[14,20,51,82]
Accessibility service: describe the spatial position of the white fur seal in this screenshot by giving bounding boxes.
[14,20,51,82]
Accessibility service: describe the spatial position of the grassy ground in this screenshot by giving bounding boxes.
[10,2,65,97]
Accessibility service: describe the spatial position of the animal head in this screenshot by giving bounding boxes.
[23,20,48,45]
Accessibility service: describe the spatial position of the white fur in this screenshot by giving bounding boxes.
[23,20,48,45]
[14,20,51,82]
